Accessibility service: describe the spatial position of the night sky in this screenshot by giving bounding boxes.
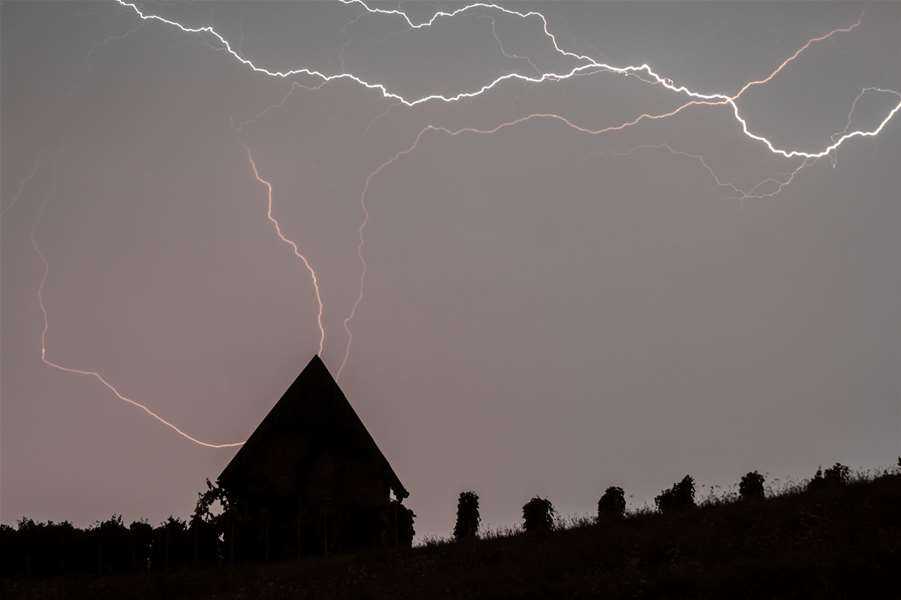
[2,1,900,540]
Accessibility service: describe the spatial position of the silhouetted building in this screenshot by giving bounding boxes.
[219,355,411,559]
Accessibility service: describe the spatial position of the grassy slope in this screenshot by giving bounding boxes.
[5,474,900,600]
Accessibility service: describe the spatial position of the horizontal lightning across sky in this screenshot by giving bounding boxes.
[21,0,900,448]
[335,34,900,374]
[112,1,900,160]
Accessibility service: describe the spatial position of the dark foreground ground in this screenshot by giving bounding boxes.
[5,474,900,600]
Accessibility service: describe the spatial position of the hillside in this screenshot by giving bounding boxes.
[5,470,900,599]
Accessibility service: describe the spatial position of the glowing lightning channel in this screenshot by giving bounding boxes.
[242,143,326,356]
[111,2,896,164]
[830,87,901,167]
[31,183,245,449]
[112,0,850,120]
[103,1,900,383]
[613,89,901,201]
[334,21,900,374]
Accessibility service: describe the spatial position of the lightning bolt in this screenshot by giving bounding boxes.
[26,1,899,436]
[242,143,326,356]
[829,87,901,167]
[335,18,900,373]
[110,1,900,162]
[30,168,245,449]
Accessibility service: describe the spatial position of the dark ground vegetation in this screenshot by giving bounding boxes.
[3,464,900,599]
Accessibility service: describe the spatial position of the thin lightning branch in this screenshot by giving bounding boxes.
[235,79,329,132]
[831,89,869,168]
[338,134,428,378]
[362,100,402,135]
[603,144,811,202]
[602,144,751,199]
[337,4,372,73]
[484,15,542,77]
[741,158,814,200]
[0,156,44,219]
[242,143,326,356]
[830,87,901,167]
[31,174,244,449]
[340,113,663,375]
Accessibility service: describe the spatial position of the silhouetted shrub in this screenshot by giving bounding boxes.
[152,517,189,572]
[739,471,766,501]
[92,515,130,574]
[597,486,626,520]
[12,518,81,576]
[808,463,851,492]
[192,478,234,562]
[522,497,555,533]
[453,491,481,542]
[655,476,696,513]
[129,521,153,570]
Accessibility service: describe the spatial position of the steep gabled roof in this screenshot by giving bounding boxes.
[219,355,408,499]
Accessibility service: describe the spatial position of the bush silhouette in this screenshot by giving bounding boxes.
[152,517,189,572]
[655,476,696,513]
[453,491,481,542]
[597,486,626,520]
[93,515,130,574]
[739,471,765,501]
[522,497,555,533]
[808,463,851,492]
[128,521,153,570]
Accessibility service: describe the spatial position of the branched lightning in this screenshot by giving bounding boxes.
[830,87,901,167]
[335,19,900,372]
[23,1,899,438]
[112,1,895,164]
[30,169,245,449]
[242,143,326,356]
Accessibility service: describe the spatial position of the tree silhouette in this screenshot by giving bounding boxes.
[152,517,189,572]
[93,515,129,574]
[808,463,851,492]
[522,497,555,533]
[453,491,481,542]
[655,476,696,513]
[597,486,626,520]
[739,471,765,501]
[128,521,153,571]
